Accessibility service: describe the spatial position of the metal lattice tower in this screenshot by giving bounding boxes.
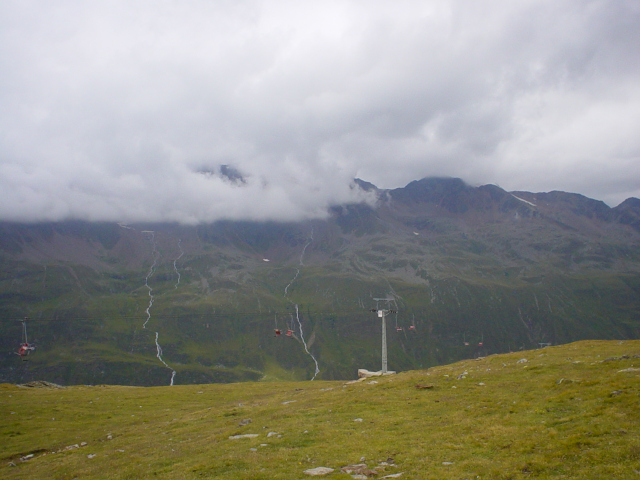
[372,298,396,374]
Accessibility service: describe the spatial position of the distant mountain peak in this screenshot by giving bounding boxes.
[219,165,246,184]
[353,178,378,192]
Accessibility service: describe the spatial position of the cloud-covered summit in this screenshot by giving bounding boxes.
[1,0,639,224]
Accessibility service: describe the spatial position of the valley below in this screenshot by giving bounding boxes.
[1,177,640,386]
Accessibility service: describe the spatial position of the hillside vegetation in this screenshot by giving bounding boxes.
[2,340,640,479]
[1,178,640,385]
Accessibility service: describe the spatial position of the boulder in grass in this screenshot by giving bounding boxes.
[341,464,378,476]
[304,467,334,476]
[229,434,259,440]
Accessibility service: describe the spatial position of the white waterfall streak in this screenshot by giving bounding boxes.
[142,231,175,386]
[299,227,313,266]
[142,231,158,329]
[294,304,319,381]
[284,227,313,296]
[173,238,184,289]
[155,331,176,386]
[283,228,319,380]
[284,269,299,297]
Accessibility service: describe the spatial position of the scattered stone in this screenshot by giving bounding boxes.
[354,418,363,422]
[80,442,87,447]
[442,461,453,465]
[517,359,528,364]
[117,449,125,453]
[381,474,404,479]
[611,390,623,396]
[87,454,96,459]
[478,382,486,386]
[249,448,257,452]
[456,374,466,380]
[352,475,368,480]
[304,466,334,476]
[557,378,573,385]
[238,418,252,426]
[229,434,259,440]
[415,384,434,390]
[341,464,378,476]
[17,380,65,389]
[260,444,268,447]
[106,434,113,440]
[8,462,16,467]
[618,368,640,373]
[20,454,34,461]
[267,432,279,438]
[603,356,628,362]
[282,400,297,405]
[368,381,379,385]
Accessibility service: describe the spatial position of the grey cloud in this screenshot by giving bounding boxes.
[1,0,639,224]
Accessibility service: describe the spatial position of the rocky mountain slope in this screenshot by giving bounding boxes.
[1,177,639,385]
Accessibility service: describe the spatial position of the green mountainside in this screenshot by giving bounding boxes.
[1,340,639,479]
[1,178,640,385]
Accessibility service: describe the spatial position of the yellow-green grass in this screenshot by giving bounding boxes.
[1,340,639,479]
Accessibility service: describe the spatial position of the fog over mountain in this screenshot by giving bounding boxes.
[1,1,639,224]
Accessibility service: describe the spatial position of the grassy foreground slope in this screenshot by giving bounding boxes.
[1,340,640,479]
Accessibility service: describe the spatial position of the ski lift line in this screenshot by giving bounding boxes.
[0,310,425,322]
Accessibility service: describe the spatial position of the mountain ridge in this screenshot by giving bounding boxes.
[1,177,639,386]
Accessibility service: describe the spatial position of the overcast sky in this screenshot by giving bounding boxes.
[1,0,639,224]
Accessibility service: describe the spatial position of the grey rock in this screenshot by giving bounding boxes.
[304,466,334,476]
